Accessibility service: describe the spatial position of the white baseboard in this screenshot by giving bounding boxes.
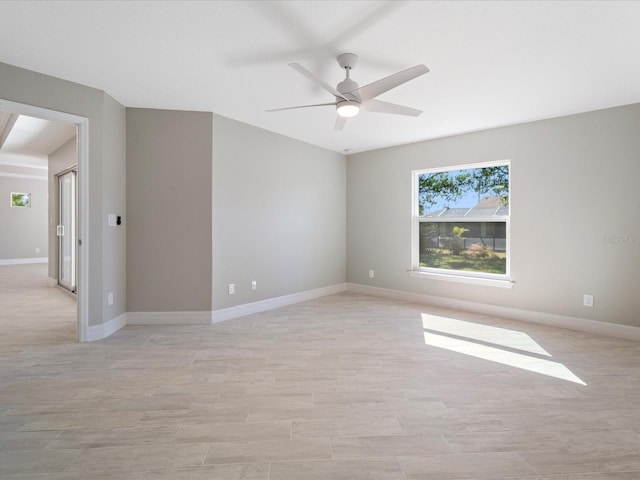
[0,257,48,266]
[86,313,127,342]
[347,283,640,342]
[127,311,212,325]
[91,284,347,338]
[87,282,639,343]
[212,283,348,323]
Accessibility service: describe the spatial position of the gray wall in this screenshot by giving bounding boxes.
[0,165,48,260]
[102,94,127,320]
[0,61,127,327]
[1,60,345,324]
[347,104,640,328]
[126,111,346,314]
[212,114,346,310]
[126,108,212,312]
[48,137,77,279]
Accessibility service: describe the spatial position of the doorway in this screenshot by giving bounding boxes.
[0,98,89,342]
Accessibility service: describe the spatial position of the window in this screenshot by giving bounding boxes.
[412,161,510,284]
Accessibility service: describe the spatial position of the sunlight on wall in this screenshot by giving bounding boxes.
[422,314,586,385]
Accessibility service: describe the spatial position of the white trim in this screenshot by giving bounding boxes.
[346,283,640,342]
[0,257,48,265]
[0,172,47,180]
[211,118,215,323]
[86,313,127,342]
[0,160,48,170]
[408,269,513,288]
[212,283,348,323]
[415,159,511,176]
[127,311,212,325]
[76,119,89,342]
[419,216,508,223]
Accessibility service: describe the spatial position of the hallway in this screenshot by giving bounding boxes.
[0,263,76,353]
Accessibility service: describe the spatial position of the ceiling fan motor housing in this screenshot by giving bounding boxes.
[337,78,360,101]
[336,77,361,117]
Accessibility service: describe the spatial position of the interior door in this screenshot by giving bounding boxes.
[57,170,77,293]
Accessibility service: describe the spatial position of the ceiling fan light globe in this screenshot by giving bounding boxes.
[337,101,360,118]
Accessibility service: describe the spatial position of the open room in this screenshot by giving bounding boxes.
[0,110,80,348]
[0,1,639,478]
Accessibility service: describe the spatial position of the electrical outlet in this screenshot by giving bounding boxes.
[251,280,257,290]
[368,269,375,278]
[35,247,40,254]
[108,292,114,306]
[583,294,594,307]
[228,283,235,295]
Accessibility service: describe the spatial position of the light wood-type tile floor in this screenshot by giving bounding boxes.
[1,264,640,479]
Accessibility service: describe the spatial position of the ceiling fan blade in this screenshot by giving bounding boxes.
[362,99,422,117]
[266,102,337,113]
[289,63,347,100]
[334,115,347,131]
[353,64,429,102]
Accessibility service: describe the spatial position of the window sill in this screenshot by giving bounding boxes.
[407,270,514,288]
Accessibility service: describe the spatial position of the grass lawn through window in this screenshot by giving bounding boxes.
[420,248,506,274]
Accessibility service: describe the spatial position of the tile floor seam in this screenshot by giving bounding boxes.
[395,455,409,480]
[329,435,334,459]
[438,431,454,454]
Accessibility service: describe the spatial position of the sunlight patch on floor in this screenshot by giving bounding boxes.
[421,313,551,356]
[422,314,586,385]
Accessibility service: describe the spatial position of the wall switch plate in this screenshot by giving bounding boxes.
[228,284,235,295]
[369,269,375,278]
[583,294,594,307]
[251,280,257,290]
[108,214,117,227]
[108,292,114,306]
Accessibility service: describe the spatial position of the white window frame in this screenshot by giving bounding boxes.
[410,160,513,288]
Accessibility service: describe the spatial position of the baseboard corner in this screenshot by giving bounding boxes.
[85,313,127,342]
[212,282,348,323]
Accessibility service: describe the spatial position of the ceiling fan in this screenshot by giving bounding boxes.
[267,53,429,130]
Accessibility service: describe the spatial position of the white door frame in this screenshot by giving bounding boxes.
[0,98,89,342]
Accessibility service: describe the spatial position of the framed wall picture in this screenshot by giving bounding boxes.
[11,192,31,208]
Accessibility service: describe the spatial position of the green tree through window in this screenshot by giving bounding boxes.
[414,163,510,277]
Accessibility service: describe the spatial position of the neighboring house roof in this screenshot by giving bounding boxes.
[423,196,508,219]
[475,195,505,208]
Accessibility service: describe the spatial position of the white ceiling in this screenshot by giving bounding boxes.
[0,1,639,154]
[0,114,76,157]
